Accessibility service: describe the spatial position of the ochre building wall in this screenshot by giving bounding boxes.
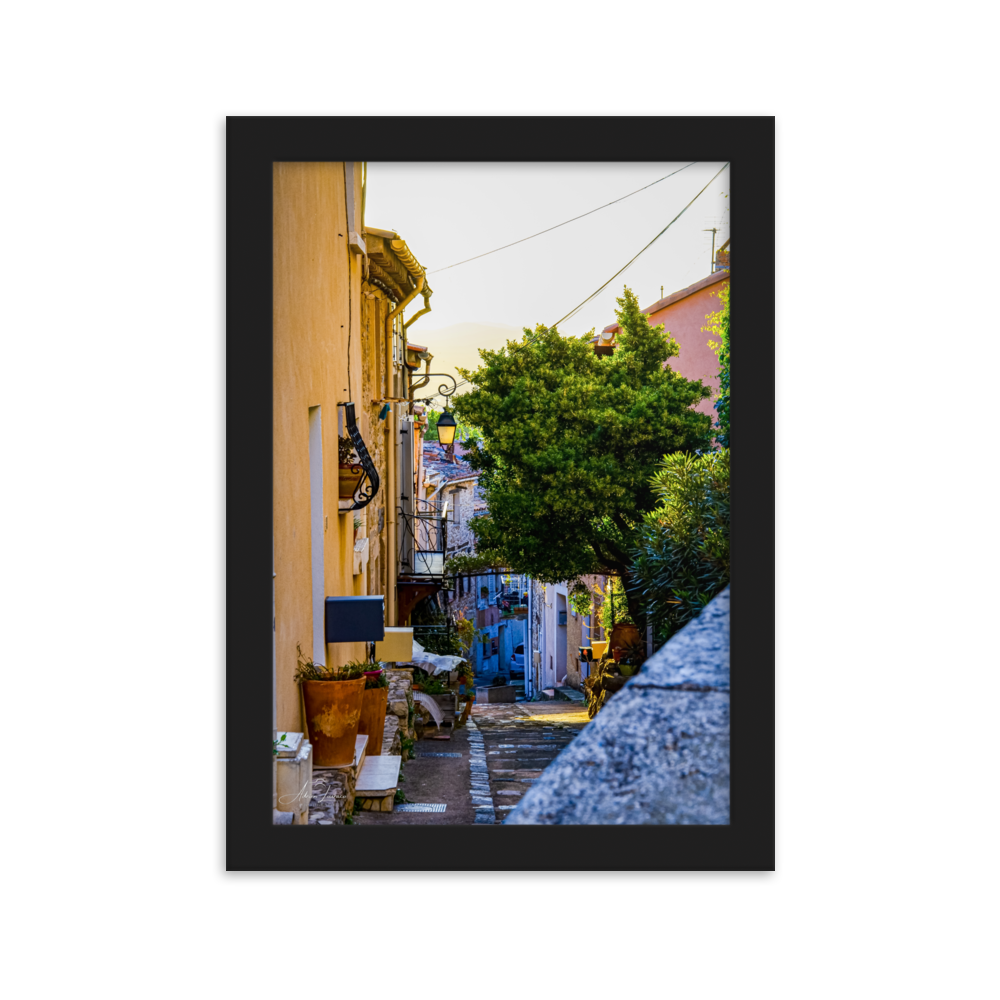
[273,161,369,733]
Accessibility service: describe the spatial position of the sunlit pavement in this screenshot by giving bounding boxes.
[469,702,589,823]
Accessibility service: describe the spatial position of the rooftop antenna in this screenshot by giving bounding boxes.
[703,228,719,272]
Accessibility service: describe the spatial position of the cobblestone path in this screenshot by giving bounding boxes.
[469,702,589,824]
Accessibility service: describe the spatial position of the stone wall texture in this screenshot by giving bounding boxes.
[386,668,414,741]
[505,586,730,825]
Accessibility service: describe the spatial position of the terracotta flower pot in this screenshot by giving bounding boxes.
[357,686,388,757]
[339,463,363,500]
[608,623,641,651]
[301,677,365,766]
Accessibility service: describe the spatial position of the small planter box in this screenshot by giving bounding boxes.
[475,684,516,704]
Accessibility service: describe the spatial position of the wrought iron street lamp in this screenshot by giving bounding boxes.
[436,409,457,447]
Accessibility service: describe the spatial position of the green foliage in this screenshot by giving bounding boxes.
[293,644,366,683]
[598,576,634,630]
[568,581,594,617]
[619,639,646,667]
[629,449,730,642]
[412,668,450,695]
[423,408,482,444]
[272,734,291,757]
[451,286,713,611]
[705,283,730,447]
[458,652,476,681]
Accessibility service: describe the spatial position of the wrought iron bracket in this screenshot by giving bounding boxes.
[338,401,379,511]
[412,372,458,403]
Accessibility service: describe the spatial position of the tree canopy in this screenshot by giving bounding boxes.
[629,448,730,642]
[449,286,714,618]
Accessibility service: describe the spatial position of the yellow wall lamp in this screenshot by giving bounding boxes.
[435,409,457,447]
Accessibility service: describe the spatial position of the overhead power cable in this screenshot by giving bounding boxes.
[549,161,730,330]
[420,162,729,401]
[427,162,698,274]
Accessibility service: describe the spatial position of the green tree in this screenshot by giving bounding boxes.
[705,283,730,447]
[629,448,729,642]
[450,286,714,623]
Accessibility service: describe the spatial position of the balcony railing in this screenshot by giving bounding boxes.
[398,497,449,581]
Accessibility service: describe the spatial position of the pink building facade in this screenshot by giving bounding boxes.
[600,268,730,421]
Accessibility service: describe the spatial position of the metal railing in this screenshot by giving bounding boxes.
[398,497,449,581]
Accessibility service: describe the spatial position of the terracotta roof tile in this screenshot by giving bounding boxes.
[422,441,480,486]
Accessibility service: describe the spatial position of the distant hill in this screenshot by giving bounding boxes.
[407,321,525,396]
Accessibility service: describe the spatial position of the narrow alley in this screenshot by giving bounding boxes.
[352,701,588,826]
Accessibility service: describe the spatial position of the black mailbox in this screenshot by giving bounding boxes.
[325,596,385,643]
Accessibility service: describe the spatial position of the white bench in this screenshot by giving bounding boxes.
[355,754,402,812]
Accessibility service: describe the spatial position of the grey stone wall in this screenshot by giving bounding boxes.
[505,586,730,825]
[386,668,414,741]
[530,578,544,688]
[445,480,477,554]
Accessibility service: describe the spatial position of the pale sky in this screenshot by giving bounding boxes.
[364,161,729,396]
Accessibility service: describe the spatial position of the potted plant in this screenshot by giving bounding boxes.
[411,668,449,694]
[456,660,474,689]
[339,435,363,500]
[353,515,362,542]
[608,621,641,652]
[458,687,475,726]
[295,644,366,767]
[357,664,389,757]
